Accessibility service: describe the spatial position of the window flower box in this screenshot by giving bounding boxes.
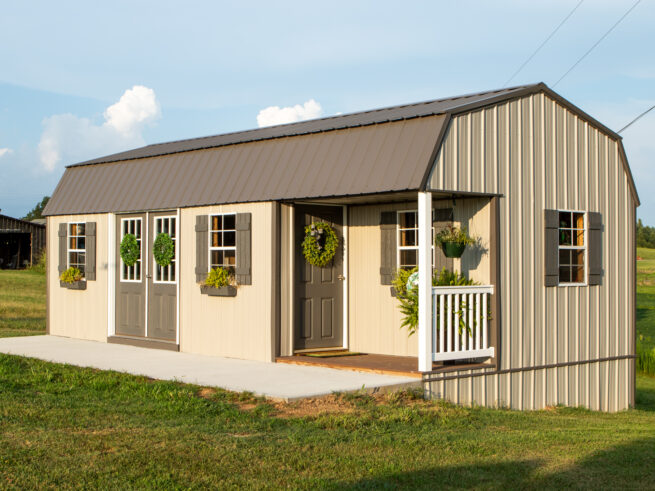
[200,285,237,297]
[60,280,87,290]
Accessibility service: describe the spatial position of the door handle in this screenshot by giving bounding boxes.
[337,274,345,280]
[146,274,152,279]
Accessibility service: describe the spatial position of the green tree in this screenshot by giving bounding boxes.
[21,196,50,221]
[637,219,655,249]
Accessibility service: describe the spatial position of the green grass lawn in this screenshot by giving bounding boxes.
[637,247,655,349]
[0,354,654,489]
[0,269,46,338]
[1,263,655,488]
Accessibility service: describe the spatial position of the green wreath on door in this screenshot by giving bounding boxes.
[301,222,338,267]
[153,233,175,267]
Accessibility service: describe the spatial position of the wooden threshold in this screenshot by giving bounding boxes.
[293,346,346,354]
[276,353,423,379]
[108,336,179,352]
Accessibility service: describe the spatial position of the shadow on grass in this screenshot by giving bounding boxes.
[327,438,655,490]
[636,375,655,411]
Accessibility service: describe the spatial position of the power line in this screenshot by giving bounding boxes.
[618,104,655,134]
[553,0,641,87]
[503,0,584,88]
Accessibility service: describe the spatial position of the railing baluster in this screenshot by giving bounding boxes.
[432,290,437,354]
[453,293,466,351]
[475,292,481,350]
[439,294,445,354]
[466,293,473,350]
[447,294,453,353]
[482,291,488,349]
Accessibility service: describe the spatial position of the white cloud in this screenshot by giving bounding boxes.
[37,85,161,172]
[0,148,12,158]
[104,85,161,137]
[256,99,322,127]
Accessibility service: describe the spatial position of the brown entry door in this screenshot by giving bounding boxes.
[294,205,344,350]
[116,214,146,337]
[115,212,177,342]
[147,212,177,341]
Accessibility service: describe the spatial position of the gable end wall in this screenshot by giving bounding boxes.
[426,92,635,411]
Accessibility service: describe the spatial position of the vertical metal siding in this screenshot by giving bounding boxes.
[426,92,635,411]
[47,214,108,342]
[179,202,274,362]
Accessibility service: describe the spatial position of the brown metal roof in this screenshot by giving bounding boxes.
[44,82,639,215]
[68,85,539,168]
[44,115,446,215]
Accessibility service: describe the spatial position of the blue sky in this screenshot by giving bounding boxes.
[1,1,653,221]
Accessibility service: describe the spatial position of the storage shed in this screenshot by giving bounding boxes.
[0,214,46,269]
[43,83,639,411]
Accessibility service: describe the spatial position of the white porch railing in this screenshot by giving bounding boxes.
[432,285,495,362]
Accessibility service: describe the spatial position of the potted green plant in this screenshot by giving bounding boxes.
[200,267,237,297]
[392,267,479,337]
[59,267,86,290]
[434,225,476,258]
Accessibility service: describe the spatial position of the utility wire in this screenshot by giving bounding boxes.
[618,104,655,134]
[553,0,641,87]
[504,0,584,88]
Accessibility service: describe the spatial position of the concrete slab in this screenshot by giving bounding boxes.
[0,336,420,401]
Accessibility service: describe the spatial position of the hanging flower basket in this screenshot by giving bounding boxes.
[120,233,140,266]
[435,225,476,259]
[440,241,467,258]
[301,222,338,267]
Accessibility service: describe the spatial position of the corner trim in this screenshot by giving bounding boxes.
[420,113,452,191]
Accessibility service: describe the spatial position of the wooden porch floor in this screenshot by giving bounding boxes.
[276,353,423,378]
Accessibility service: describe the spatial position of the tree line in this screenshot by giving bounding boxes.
[637,219,655,249]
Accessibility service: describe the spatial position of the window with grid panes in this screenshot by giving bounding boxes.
[154,216,176,283]
[209,214,236,273]
[68,223,86,277]
[558,211,586,284]
[397,211,434,270]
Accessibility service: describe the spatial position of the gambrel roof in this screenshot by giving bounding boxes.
[44,83,638,215]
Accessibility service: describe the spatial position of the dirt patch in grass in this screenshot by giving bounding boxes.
[272,394,358,418]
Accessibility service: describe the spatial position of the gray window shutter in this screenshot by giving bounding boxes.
[236,213,252,285]
[588,212,602,285]
[380,211,397,285]
[433,208,454,273]
[195,215,208,283]
[85,221,96,281]
[58,223,67,274]
[544,209,559,287]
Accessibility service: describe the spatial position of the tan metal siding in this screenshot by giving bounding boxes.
[426,92,636,411]
[47,214,108,342]
[44,116,446,216]
[347,199,491,357]
[179,202,274,362]
[426,358,631,412]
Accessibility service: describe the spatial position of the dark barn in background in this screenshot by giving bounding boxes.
[0,214,46,269]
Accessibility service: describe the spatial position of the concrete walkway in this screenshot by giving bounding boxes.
[0,336,420,401]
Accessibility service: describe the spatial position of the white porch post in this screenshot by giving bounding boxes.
[417,191,433,372]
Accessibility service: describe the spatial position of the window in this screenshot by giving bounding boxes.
[121,218,142,282]
[154,216,176,283]
[558,211,586,284]
[397,211,434,270]
[68,223,86,277]
[209,214,236,273]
